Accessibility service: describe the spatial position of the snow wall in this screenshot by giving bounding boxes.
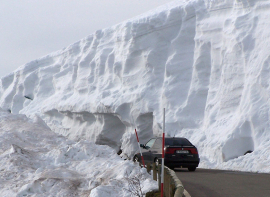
[1,0,270,166]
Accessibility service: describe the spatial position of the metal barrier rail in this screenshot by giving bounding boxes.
[146,162,184,197]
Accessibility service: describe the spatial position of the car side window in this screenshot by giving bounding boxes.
[152,139,162,149]
[145,139,156,149]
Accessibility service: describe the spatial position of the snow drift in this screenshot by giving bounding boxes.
[0,109,157,196]
[1,0,270,172]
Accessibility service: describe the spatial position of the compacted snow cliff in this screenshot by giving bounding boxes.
[1,0,270,172]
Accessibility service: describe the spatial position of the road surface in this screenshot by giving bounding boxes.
[175,168,270,197]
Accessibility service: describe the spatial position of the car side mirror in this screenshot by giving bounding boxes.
[140,144,145,148]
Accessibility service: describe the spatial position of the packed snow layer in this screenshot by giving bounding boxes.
[1,0,270,172]
[0,109,157,196]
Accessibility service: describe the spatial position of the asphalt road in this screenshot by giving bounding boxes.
[175,168,270,197]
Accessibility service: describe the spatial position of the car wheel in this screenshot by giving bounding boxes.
[133,155,139,163]
[188,167,196,172]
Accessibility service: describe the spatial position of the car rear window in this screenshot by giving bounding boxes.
[165,138,192,146]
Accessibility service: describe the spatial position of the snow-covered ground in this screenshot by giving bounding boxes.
[0,109,157,196]
[1,0,270,195]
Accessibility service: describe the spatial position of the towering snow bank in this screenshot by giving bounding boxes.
[0,109,157,196]
[1,0,270,170]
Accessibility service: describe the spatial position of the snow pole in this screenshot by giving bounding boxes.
[161,108,165,197]
[135,128,145,167]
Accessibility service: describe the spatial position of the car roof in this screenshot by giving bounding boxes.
[154,137,187,140]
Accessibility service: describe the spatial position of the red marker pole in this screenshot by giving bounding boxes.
[161,108,165,197]
[135,129,145,167]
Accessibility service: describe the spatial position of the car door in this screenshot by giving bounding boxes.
[142,138,156,163]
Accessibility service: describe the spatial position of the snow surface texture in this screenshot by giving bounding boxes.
[0,109,157,196]
[1,0,270,172]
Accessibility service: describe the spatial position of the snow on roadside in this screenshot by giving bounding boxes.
[0,108,157,196]
[2,0,270,176]
[199,142,270,173]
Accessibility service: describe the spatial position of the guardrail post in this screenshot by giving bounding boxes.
[147,162,151,174]
[164,167,168,197]
[153,162,157,181]
[168,169,170,197]
[170,176,174,197]
[158,164,161,191]
[167,169,170,197]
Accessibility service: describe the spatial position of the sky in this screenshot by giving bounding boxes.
[0,0,173,78]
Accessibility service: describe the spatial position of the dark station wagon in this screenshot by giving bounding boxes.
[133,137,200,171]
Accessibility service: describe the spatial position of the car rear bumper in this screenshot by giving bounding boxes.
[159,156,200,168]
[165,160,199,168]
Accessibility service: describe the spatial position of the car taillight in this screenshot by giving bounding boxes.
[165,148,175,154]
[165,147,198,154]
[187,148,198,154]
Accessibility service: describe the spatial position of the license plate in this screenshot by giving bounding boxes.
[176,150,189,154]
